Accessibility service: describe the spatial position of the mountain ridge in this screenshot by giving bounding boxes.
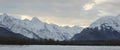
[72,15,120,41]
[0,13,83,41]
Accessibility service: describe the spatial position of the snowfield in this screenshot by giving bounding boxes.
[0,45,120,50]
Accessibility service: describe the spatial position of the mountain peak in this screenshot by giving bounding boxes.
[1,13,9,18]
[32,17,39,21]
[117,14,120,17]
[89,15,120,32]
[23,18,30,22]
[3,13,8,16]
[31,17,41,23]
[72,15,120,41]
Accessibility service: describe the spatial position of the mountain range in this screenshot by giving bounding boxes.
[1,13,120,42]
[0,13,83,41]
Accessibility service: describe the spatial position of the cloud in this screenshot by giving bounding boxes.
[38,16,93,28]
[0,0,120,27]
[82,0,120,18]
[83,0,107,10]
[95,0,120,16]
[83,3,95,10]
[94,0,107,4]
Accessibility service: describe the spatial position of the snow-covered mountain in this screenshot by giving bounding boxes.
[0,13,83,41]
[90,15,120,32]
[72,15,120,41]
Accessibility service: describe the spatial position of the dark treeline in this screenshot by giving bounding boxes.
[0,37,120,45]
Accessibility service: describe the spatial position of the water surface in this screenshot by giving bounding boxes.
[0,45,120,50]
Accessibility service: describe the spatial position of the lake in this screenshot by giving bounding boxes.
[0,45,120,50]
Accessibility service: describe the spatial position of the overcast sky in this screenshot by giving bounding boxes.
[0,0,120,27]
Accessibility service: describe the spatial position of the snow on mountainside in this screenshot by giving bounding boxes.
[0,13,83,41]
[90,15,120,32]
[71,15,120,41]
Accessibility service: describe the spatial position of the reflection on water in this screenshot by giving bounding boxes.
[0,45,120,50]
